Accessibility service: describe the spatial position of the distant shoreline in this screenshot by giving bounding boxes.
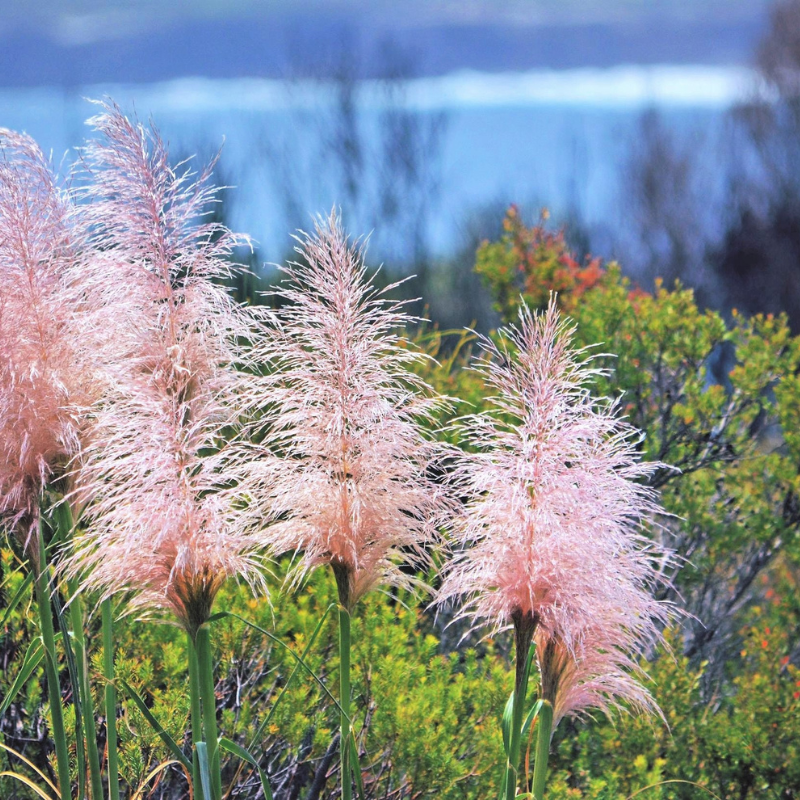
[0,65,758,113]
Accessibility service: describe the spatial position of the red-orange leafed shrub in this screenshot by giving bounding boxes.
[475,206,610,319]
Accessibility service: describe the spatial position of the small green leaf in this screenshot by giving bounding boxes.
[196,741,213,800]
[521,700,544,745]
[0,637,44,717]
[351,734,365,800]
[120,679,192,770]
[502,690,515,757]
[219,737,273,800]
[0,571,33,629]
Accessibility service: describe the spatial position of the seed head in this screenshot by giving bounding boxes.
[0,130,96,555]
[438,298,674,721]
[238,214,449,609]
[65,104,262,632]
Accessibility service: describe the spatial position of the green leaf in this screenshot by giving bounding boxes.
[0,637,44,717]
[504,643,537,761]
[51,579,87,798]
[219,737,273,800]
[250,602,335,750]
[0,571,33,629]
[48,500,75,544]
[196,741,213,800]
[120,679,192,770]
[523,642,536,691]
[502,690,515,757]
[350,733,365,800]
[521,700,544,746]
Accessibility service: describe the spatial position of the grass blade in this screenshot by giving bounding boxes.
[249,603,335,750]
[0,741,59,796]
[350,733,365,800]
[521,700,544,745]
[0,637,44,717]
[196,742,213,800]
[130,760,180,800]
[219,738,273,800]
[120,679,192,770]
[0,571,33,629]
[501,691,514,757]
[0,771,56,800]
[211,611,345,718]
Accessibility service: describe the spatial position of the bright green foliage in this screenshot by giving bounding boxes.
[2,551,513,799]
[210,568,511,800]
[544,581,800,800]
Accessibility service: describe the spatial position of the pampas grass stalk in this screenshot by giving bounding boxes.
[67,579,103,800]
[238,214,451,799]
[196,624,221,800]
[439,297,675,799]
[187,632,205,800]
[102,598,120,800]
[531,700,553,800]
[34,517,72,800]
[65,102,264,800]
[0,128,104,800]
[338,604,353,800]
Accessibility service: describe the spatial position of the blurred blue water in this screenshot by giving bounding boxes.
[0,69,742,264]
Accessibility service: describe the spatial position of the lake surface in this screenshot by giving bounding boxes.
[0,66,751,264]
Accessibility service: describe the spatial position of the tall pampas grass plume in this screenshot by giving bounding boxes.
[65,103,263,633]
[238,213,452,800]
[0,129,97,555]
[437,297,676,799]
[0,126,112,800]
[60,103,266,799]
[240,213,450,610]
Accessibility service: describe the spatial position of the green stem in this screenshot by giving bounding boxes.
[188,632,205,800]
[504,686,525,800]
[196,625,221,800]
[34,519,72,800]
[531,701,553,800]
[339,605,352,800]
[504,614,535,800]
[68,581,104,800]
[102,599,120,800]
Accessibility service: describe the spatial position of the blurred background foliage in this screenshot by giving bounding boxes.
[3,207,800,799]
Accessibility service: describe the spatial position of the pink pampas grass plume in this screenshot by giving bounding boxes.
[534,625,661,729]
[0,130,95,555]
[65,103,262,633]
[438,297,674,723]
[239,214,449,610]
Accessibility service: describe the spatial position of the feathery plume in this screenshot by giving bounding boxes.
[0,130,94,553]
[238,213,451,800]
[239,213,448,610]
[438,297,674,724]
[534,625,661,728]
[66,103,261,633]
